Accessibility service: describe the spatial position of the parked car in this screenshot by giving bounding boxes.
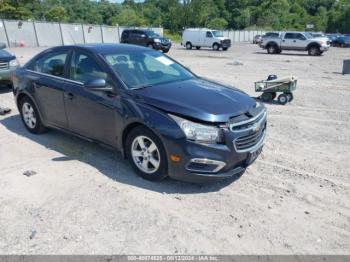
[331,36,350,47]
[12,44,266,183]
[253,35,263,44]
[260,31,330,56]
[120,29,171,53]
[0,43,20,87]
[181,28,231,51]
[326,34,341,46]
[310,32,326,38]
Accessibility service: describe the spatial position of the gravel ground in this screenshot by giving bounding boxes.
[0,43,349,254]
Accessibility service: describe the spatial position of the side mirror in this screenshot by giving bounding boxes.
[84,78,113,92]
[0,43,6,49]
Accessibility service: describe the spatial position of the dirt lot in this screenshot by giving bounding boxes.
[0,43,349,254]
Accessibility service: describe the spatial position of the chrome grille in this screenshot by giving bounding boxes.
[235,125,265,151]
[230,109,267,152]
[223,39,231,45]
[0,61,8,71]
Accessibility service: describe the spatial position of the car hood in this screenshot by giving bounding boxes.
[0,49,16,62]
[310,37,329,42]
[132,78,256,123]
[217,37,230,41]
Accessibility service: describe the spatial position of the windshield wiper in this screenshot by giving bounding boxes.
[131,85,153,90]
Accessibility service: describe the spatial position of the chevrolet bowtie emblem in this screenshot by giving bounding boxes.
[252,122,261,132]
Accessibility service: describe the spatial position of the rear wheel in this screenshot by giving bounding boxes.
[213,43,220,51]
[278,94,289,105]
[267,44,277,54]
[126,126,167,181]
[186,42,192,50]
[19,96,47,134]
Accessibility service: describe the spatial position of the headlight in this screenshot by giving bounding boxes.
[169,114,221,143]
[154,38,161,43]
[9,59,19,67]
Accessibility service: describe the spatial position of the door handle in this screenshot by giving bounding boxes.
[64,92,74,100]
[282,40,285,42]
[293,40,296,42]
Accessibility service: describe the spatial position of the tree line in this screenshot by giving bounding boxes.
[0,0,349,33]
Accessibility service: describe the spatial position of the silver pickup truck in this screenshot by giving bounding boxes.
[260,32,330,56]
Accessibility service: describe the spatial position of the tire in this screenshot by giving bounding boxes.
[126,126,167,181]
[308,45,320,56]
[267,44,277,54]
[147,43,154,49]
[19,96,47,134]
[162,49,169,53]
[261,92,274,102]
[285,92,294,102]
[186,42,192,50]
[195,46,200,50]
[223,47,228,51]
[277,94,289,105]
[213,43,220,51]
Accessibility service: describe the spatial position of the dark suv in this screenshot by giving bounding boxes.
[0,43,19,87]
[121,29,172,53]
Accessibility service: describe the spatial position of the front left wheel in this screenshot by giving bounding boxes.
[19,96,47,134]
[126,126,167,181]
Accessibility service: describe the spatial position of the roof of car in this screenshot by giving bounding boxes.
[51,43,149,54]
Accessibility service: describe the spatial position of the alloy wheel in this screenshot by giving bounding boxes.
[22,102,37,129]
[131,135,160,174]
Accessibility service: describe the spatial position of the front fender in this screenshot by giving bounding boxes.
[119,99,184,156]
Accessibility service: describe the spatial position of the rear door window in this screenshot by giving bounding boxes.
[284,33,295,39]
[29,51,68,77]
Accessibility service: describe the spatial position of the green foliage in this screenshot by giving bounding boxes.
[207,18,228,30]
[163,29,181,42]
[0,0,349,33]
[45,6,67,22]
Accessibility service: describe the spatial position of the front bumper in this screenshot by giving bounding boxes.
[0,67,16,82]
[220,41,231,49]
[320,45,330,51]
[154,42,172,51]
[164,108,267,183]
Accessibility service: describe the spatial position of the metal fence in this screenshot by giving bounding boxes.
[223,30,267,43]
[0,19,268,47]
[0,19,164,47]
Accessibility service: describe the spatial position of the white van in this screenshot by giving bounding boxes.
[181,28,231,51]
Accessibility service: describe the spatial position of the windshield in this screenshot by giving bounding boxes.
[212,31,223,37]
[104,51,195,89]
[145,30,159,38]
[304,32,313,39]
